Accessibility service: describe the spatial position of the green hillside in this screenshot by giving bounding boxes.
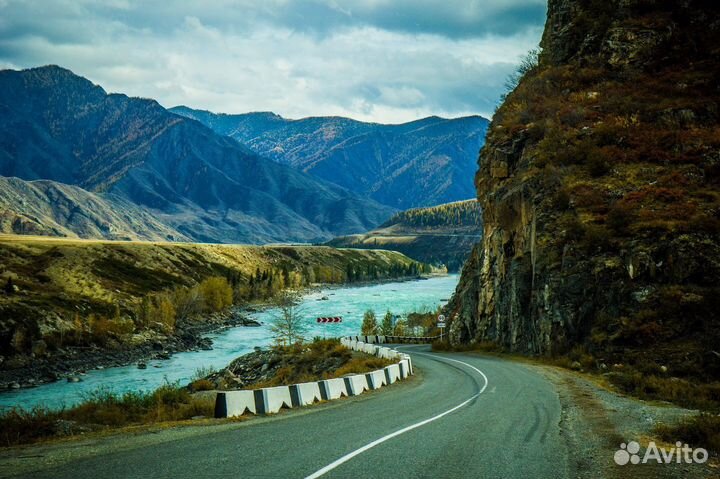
[327,200,482,272]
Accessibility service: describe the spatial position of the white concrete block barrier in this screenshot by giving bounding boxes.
[365,369,388,390]
[214,390,256,417]
[290,382,323,407]
[343,374,370,396]
[319,377,349,400]
[384,364,402,384]
[215,338,413,418]
[258,386,293,414]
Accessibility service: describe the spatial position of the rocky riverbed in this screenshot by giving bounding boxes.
[0,309,260,391]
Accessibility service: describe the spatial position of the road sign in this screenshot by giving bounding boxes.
[437,314,446,337]
[316,317,342,323]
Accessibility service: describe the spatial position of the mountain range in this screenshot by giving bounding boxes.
[0,66,396,243]
[170,106,488,210]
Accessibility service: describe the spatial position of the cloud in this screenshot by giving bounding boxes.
[0,0,546,122]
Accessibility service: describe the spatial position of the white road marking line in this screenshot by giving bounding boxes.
[304,352,488,479]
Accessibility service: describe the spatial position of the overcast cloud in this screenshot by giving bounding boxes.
[0,0,546,122]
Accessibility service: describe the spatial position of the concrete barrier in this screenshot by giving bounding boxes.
[402,354,413,375]
[384,364,402,384]
[365,369,387,390]
[399,359,410,379]
[215,390,256,418]
[319,377,348,400]
[215,338,413,418]
[259,386,293,414]
[290,382,323,407]
[343,374,370,396]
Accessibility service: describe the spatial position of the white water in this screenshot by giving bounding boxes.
[0,275,458,411]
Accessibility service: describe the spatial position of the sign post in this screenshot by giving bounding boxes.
[316,316,342,339]
[437,314,446,340]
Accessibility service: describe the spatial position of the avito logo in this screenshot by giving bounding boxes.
[614,441,708,466]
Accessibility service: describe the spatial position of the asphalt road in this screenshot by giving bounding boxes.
[10,345,570,479]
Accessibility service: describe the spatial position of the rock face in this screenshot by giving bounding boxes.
[448,0,720,376]
[170,106,489,210]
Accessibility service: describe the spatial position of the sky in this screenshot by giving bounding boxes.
[0,0,547,123]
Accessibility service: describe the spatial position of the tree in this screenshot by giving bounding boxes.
[155,293,177,332]
[380,310,394,336]
[269,291,308,347]
[4,277,14,295]
[173,286,203,322]
[138,295,153,328]
[199,277,233,312]
[393,319,407,336]
[361,310,378,335]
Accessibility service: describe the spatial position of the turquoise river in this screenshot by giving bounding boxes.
[0,274,458,410]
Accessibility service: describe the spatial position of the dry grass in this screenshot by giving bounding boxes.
[0,234,424,356]
[248,339,394,389]
[0,383,215,447]
[655,414,720,454]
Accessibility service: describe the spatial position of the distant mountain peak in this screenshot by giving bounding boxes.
[170,106,490,209]
[0,66,396,243]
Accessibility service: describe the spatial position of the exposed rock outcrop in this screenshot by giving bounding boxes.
[448,0,720,378]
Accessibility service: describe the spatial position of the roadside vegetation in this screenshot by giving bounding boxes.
[0,382,216,447]
[361,308,443,337]
[234,339,393,390]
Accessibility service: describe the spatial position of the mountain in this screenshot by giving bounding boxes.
[0,177,187,241]
[0,66,396,243]
[170,106,489,210]
[448,0,720,381]
[327,199,482,272]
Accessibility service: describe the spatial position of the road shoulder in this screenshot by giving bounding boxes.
[532,364,717,478]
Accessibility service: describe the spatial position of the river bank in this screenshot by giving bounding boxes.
[0,274,439,391]
[0,309,261,391]
[0,274,458,410]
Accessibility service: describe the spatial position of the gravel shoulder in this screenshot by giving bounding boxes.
[533,364,718,478]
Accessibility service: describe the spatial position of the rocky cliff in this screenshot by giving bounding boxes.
[449,0,720,379]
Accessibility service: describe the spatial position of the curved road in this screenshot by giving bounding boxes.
[7,345,570,479]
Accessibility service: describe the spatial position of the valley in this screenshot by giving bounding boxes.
[0,234,430,389]
[0,66,395,244]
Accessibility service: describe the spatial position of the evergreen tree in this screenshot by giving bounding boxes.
[380,310,394,335]
[361,310,378,335]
